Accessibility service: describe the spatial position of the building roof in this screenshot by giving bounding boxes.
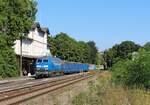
[31,22,50,35]
[41,28,50,35]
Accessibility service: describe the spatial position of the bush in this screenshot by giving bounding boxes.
[112,51,150,89]
[0,36,19,78]
[111,60,130,85]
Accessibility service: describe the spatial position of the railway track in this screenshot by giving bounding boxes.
[0,74,82,91]
[0,77,34,85]
[0,73,93,105]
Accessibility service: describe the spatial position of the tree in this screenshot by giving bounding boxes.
[78,41,91,63]
[0,0,37,46]
[87,41,98,64]
[103,41,141,68]
[0,0,37,77]
[143,42,150,51]
[50,33,99,64]
[95,52,103,65]
[54,32,79,62]
[117,41,140,59]
[47,35,57,56]
[0,36,19,78]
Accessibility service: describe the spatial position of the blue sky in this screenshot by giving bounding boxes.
[36,0,150,51]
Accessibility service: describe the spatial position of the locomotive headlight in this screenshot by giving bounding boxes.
[36,65,41,68]
[44,65,48,67]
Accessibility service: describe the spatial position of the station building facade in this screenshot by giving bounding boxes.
[14,22,51,76]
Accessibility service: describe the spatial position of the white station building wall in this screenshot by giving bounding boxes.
[14,28,51,58]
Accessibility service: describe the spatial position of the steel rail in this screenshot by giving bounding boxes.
[0,74,82,93]
[0,73,92,105]
[10,75,93,105]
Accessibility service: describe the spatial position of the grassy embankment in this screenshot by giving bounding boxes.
[72,71,150,105]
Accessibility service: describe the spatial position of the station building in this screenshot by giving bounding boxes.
[14,22,51,76]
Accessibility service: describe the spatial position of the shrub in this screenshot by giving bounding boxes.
[111,60,129,85]
[0,36,19,78]
[112,51,150,89]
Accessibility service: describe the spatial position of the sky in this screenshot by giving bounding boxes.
[36,0,150,51]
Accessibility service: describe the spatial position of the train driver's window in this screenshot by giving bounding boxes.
[37,59,42,63]
[43,59,48,63]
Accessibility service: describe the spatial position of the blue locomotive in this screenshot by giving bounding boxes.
[35,56,95,78]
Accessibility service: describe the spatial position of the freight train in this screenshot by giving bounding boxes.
[35,56,96,78]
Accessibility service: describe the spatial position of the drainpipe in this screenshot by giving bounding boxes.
[20,35,23,76]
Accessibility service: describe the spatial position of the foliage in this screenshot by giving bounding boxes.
[48,32,99,64]
[112,50,150,89]
[0,0,37,77]
[87,41,98,64]
[54,32,80,62]
[0,0,37,46]
[111,59,131,85]
[143,42,150,51]
[117,41,140,59]
[95,52,103,65]
[0,36,19,77]
[78,41,91,63]
[72,71,150,105]
[48,35,57,56]
[103,41,141,68]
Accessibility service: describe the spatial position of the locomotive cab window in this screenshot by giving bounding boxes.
[43,59,48,63]
[37,59,42,63]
